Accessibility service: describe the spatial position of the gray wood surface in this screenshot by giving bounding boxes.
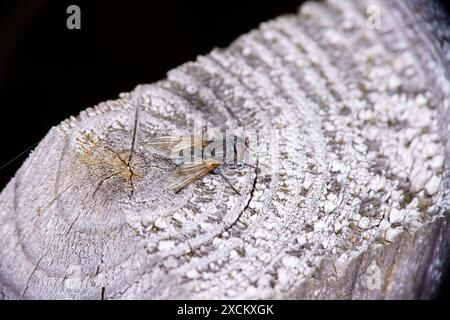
[1,0,449,299]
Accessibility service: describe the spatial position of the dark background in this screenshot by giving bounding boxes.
[0,0,302,189]
[0,0,449,300]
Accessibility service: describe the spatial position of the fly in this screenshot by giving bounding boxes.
[147,134,249,194]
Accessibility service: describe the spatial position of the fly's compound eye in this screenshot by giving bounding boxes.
[234,139,247,164]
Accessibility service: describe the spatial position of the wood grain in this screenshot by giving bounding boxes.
[0,0,449,299]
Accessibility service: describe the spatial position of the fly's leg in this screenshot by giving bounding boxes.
[213,168,240,195]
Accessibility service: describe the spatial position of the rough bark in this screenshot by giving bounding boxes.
[0,0,449,299]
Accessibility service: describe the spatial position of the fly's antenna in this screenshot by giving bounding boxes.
[244,136,250,148]
[216,169,240,195]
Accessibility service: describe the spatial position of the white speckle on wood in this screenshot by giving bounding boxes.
[389,208,406,224]
[358,217,371,230]
[425,175,441,196]
[324,201,338,214]
[385,228,403,243]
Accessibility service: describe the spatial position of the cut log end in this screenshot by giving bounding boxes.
[0,0,449,299]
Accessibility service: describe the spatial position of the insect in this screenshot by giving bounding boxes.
[147,134,249,194]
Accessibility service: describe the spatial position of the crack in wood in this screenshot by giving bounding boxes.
[20,247,50,298]
[127,104,140,198]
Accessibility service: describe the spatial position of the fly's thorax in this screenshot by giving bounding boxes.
[204,158,221,169]
[202,134,247,164]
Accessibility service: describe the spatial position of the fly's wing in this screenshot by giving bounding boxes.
[168,159,219,192]
[147,135,208,159]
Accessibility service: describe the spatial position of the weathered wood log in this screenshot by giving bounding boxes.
[0,0,449,299]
